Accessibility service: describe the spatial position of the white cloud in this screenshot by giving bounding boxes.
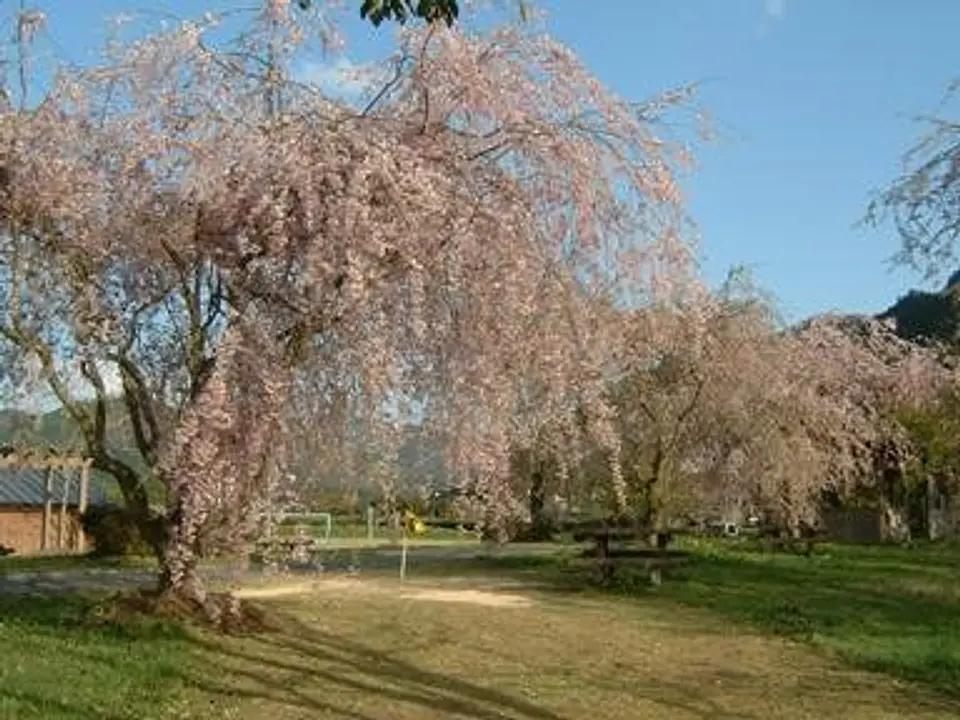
[755,0,787,37]
[296,57,388,103]
[763,0,786,19]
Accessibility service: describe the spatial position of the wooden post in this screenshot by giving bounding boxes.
[77,460,91,553]
[42,467,53,552]
[399,527,408,582]
[58,471,69,551]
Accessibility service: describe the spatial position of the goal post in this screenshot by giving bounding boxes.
[282,511,333,543]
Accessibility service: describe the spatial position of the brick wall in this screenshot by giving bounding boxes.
[0,506,87,554]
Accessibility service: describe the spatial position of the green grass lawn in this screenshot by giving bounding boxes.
[1,539,958,718]
[660,538,960,699]
[0,595,224,719]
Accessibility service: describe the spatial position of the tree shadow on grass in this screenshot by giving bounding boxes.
[0,593,569,720]
[2,580,955,720]
[0,593,757,720]
[184,611,777,720]
[184,612,572,720]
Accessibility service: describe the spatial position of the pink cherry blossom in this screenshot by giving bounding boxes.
[0,3,698,600]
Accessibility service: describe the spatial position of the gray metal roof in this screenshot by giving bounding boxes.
[0,467,111,507]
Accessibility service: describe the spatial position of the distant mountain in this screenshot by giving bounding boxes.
[879,273,960,348]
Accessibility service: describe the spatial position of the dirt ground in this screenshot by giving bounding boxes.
[189,575,959,720]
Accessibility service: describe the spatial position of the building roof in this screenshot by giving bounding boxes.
[0,468,111,507]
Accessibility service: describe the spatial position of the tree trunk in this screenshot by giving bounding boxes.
[153,488,210,606]
[147,493,250,631]
[639,440,664,532]
[529,467,546,526]
[92,454,167,553]
[157,552,207,604]
[519,464,554,541]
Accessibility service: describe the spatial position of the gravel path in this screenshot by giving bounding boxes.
[0,567,160,596]
[0,545,551,596]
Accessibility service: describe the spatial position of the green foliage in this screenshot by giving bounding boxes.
[899,387,960,495]
[299,488,365,516]
[298,0,464,26]
[359,0,460,26]
[306,0,532,28]
[80,506,153,558]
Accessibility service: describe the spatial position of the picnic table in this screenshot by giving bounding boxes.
[571,526,686,586]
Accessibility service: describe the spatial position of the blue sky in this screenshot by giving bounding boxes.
[47,0,960,321]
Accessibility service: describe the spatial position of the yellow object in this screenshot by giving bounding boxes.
[404,511,428,536]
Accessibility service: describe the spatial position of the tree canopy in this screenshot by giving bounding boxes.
[0,0,696,608]
[2,2,956,621]
[869,82,960,280]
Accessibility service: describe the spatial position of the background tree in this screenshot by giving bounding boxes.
[613,300,952,537]
[897,384,960,535]
[755,314,950,533]
[605,290,764,530]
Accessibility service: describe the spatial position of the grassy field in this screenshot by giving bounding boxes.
[0,594,212,719]
[0,540,958,719]
[661,538,960,698]
[413,538,960,702]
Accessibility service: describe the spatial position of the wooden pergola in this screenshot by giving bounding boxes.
[0,447,93,553]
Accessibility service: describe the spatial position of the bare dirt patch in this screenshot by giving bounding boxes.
[398,588,534,608]
[233,582,321,600]
[231,576,536,609]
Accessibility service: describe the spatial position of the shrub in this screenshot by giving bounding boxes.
[81,506,152,557]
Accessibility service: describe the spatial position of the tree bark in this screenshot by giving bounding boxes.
[154,485,207,601]
[638,439,664,532]
[524,464,553,540]
[156,553,206,604]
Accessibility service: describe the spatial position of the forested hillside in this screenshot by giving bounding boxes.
[880,271,960,348]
